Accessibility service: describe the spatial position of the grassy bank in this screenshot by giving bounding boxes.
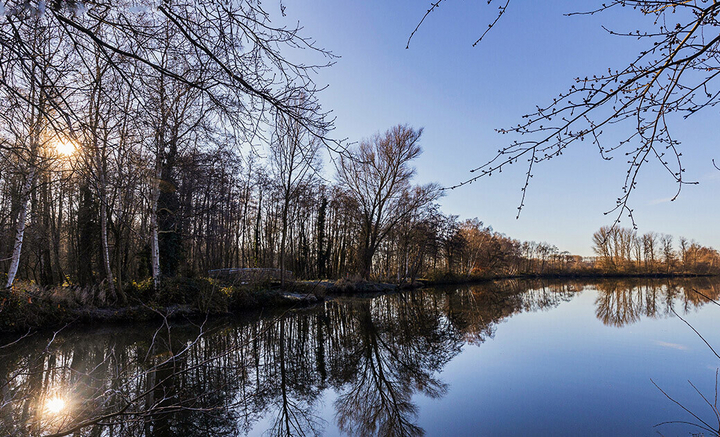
[2,271,717,333]
[0,276,408,333]
[420,269,716,285]
[0,277,327,333]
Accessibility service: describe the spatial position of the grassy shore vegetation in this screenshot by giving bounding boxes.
[0,276,328,332]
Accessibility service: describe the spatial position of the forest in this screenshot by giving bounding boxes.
[1,1,720,327]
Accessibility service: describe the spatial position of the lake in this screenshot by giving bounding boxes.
[2,278,720,436]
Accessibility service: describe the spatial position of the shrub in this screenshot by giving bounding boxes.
[0,283,72,332]
[332,275,366,293]
[290,281,327,299]
[424,270,485,284]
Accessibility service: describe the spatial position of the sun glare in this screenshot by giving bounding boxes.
[54,139,76,156]
[45,397,66,414]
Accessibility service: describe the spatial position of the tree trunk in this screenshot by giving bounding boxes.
[359,246,374,280]
[280,203,288,288]
[51,182,65,284]
[5,167,36,288]
[98,182,116,301]
[150,168,162,290]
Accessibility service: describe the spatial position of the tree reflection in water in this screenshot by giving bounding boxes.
[594,278,720,327]
[1,278,719,436]
[265,317,325,437]
[333,296,458,437]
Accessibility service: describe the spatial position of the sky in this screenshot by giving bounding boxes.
[276,1,720,256]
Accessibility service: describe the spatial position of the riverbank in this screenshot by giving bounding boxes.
[0,277,402,333]
[423,271,715,285]
[1,272,716,334]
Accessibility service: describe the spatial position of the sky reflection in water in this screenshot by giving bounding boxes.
[1,278,719,437]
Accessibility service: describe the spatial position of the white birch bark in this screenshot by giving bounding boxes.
[98,171,116,301]
[150,167,162,290]
[5,167,37,288]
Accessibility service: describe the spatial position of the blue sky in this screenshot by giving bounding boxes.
[277,1,720,256]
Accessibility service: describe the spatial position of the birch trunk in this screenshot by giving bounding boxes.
[98,174,116,301]
[150,167,162,290]
[6,53,43,288]
[84,52,117,301]
[5,167,37,288]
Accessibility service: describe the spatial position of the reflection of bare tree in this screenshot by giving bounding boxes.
[595,284,645,327]
[0,321,246,437]
[0,281,556,436]
[333,300,454,437]
[265,317,324,437]
[520,282,577,313]
[444,280,574,345]
[445,285,517,345]
[594,278,720,327]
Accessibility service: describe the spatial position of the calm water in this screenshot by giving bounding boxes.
[2,278,720,436]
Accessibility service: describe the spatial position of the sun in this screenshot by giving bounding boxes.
[54,139,76,156]
[45,397,66,414]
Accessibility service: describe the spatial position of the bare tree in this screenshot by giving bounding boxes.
[642,232,658,272]
[270,104,322,288]
[661,234,676,273]
[79,33,123,302]
[0,1,335,288]
[337,125,441,279]
[1,11,70,288]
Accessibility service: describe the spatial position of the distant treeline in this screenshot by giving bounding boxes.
[589,226,720,275]
[401,223,720,280]
[443,224,720,278]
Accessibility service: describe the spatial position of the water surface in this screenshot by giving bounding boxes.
[2,278,720,436]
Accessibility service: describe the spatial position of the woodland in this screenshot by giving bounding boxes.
[2,1,720,331]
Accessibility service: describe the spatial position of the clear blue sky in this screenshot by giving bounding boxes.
[277,1,720,256]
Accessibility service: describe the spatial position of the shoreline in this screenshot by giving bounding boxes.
[1,273,716,335]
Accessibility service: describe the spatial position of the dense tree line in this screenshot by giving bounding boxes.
[0,0,333,298]
[0,1,497,296]
[0,117,451,292]
[0,2,443,295]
